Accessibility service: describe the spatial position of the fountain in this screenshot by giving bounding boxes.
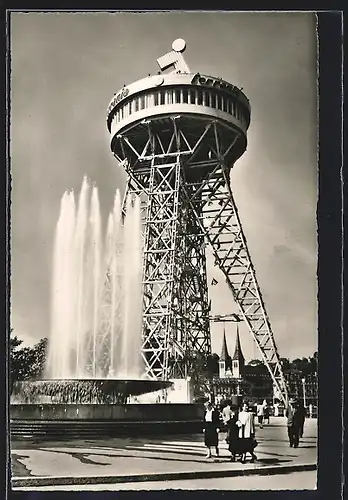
[10,179,195,439]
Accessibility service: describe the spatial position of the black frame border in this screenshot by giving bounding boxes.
[2,8,344,500]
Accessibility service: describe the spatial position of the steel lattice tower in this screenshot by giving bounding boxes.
[106,39,288,404]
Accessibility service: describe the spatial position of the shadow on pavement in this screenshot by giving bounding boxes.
[11,454,36,477]
[120,445,205,458]
[254,458,292,465]
[35,447,208,465]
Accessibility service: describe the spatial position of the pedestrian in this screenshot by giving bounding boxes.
[226,411,240,462]
[221,399,233,440]
[216,394,223,407]
[297,400,306,438]
[274,401,279,417]
[264,402,270,424]
[236,401,257,463]
[203,401,220,459]
[256,400,265,428]
[309,403,313,419]
[286,398,301,448]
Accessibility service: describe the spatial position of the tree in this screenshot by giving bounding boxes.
[248,359,264,366]
[10,334,33,393]
[30,337,48,379]
[280,358,291,372]
[286,355,317,378]
[9,332,49,394]
[308,352,318,375]
[245,359,270,377]
[206,353,220,376]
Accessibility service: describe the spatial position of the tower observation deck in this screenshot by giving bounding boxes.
[106,39,288,405]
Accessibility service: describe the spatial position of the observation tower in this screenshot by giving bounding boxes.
[106,39,288,404]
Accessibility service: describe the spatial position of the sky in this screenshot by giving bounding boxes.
[10,11,318,362]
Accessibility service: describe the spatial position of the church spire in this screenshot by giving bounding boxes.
[231,324,245,379]
[220,328,230,361]
[232,324,245,362]
[219,327,232,378]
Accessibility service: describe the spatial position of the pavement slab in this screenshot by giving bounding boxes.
[15,471,318,491]
[10,417,317,488]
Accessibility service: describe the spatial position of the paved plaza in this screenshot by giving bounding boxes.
[11,417,317,490]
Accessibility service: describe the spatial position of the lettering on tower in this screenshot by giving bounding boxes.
[107,87,129,115]
[191,73,239,96]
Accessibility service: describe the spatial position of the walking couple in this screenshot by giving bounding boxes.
[203,400,257,463]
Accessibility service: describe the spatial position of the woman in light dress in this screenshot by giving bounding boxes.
[236,401,258,463]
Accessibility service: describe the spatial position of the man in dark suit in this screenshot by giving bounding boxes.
[297,400,306,438]
[286,399,302,447]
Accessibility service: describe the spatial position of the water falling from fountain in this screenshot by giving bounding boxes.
[119,194,143,379]
[74,177,90,378]
[45,178,144,380]
[47,190,76,379]
[90,187,102,378]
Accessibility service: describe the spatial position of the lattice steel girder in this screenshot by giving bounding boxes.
[91,271,123,378]
[170,197,211,377]
[116,116,288,404]
[123,156,212,380]
[137,160,181,379]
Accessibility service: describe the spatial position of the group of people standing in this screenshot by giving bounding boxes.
[203,400,257,463]
[203,397,307,461]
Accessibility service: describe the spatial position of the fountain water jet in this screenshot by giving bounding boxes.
[44,178,146,386]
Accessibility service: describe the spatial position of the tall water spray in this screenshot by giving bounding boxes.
[119,195,143,378]
[46,178,144,380]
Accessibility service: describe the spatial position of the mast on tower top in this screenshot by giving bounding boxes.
[157,38,190,74]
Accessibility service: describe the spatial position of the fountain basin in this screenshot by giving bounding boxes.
[10,402,203,421]
[11,379,173,404]
[10,379,204,439]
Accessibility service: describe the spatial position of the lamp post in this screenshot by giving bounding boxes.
[301,377,306,408]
